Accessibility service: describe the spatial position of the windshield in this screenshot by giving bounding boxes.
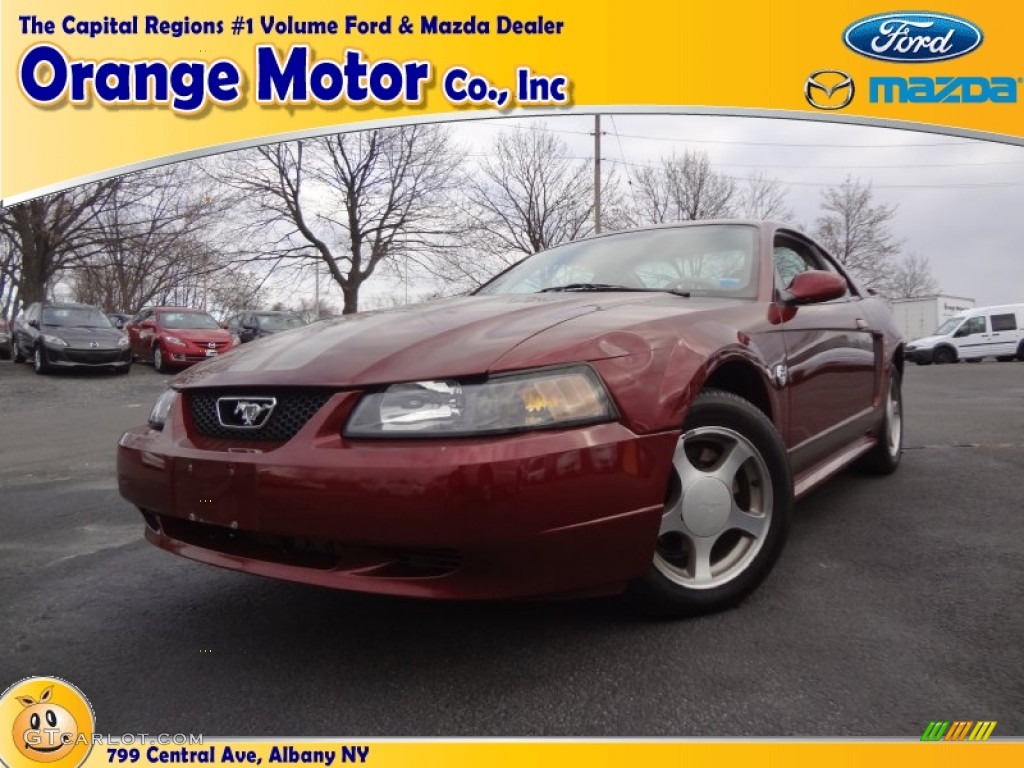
[256,313,303,331]
[934,317,963,335]
[42,307,112,328]
[159,311,220,330]
[476,225,760,299]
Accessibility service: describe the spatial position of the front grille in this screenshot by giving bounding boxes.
[64,348,125,364]
[188,389,334,441]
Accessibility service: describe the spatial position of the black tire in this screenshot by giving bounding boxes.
[32,345,49,375]
[996,356,1015,363]
[858,367,903,475]
[626,390,793,618]
[933,346,956,365]
[1018,341,1024,362]
[914,360,932,366]
[153,345,169,374]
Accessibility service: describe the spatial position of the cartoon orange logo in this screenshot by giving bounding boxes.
[0,679,94,768]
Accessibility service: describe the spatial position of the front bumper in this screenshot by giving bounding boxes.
[117,391,679,600]
[905,347,934,364]
[41,343,131,368]
[163,342,232,366]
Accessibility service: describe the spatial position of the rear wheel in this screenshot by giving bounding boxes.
[859,368,903,475]
[627,390,792,617]
[933,346,956,365]
[996,356,1015,363]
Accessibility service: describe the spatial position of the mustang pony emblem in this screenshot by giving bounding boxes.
[235,401,271,426]
[215,396,277,428]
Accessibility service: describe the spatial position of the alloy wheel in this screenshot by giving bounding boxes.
[654,426,773,590]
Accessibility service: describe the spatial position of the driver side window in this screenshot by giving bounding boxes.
[958,316,986,336]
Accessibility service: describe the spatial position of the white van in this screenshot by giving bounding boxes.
[905,304,1024,364]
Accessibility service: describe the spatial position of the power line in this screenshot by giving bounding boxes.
[602,157,1024,188]
[470,119,984,149]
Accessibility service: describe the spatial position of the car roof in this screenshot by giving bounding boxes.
[563,219,791,246]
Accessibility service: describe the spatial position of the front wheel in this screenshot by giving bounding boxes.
[627,390,793,617]
[933,346,956,364]
[33,346,49,375]
[153,345,169,374]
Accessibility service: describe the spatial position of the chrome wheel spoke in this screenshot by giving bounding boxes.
[688,535,715,584]
[727,501,768,539]
[672,441,703,490]
[659,497,685,537]
[711,439,754,486]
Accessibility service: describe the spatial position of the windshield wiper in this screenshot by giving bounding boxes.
[539,283,690,297]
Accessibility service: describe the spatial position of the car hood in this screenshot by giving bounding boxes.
[41,325,125,346]
[172,293,697,389]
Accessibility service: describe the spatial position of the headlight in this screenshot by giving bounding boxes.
[345,366,615,437]
[117,335,130,347]
[148,389,179,430]
[164,336,187,347]
[41,334,68,347]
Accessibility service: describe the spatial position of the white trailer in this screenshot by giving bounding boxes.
[889,295,975,342]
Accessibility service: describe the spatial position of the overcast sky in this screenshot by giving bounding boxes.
[264,112,1024,309]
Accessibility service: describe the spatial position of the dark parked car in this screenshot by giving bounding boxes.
[0,318,10,360]
[225,310,304,343]
[118,222,904,616]
[11,302,132,374]
[125,307,238,373]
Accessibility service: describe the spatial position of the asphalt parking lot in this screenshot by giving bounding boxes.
[0,359,1021,737]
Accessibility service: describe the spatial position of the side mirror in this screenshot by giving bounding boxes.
[140,319,155,329]
[954,325,970,338]
[218,321,229,329]
[784,271,847,305]
[28,319,40,329]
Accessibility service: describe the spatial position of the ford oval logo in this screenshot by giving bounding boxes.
[843,12,983,63]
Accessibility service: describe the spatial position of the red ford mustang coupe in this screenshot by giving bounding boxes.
[117,222,904,615]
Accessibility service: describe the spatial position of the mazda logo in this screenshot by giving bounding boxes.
[216,396,277,429]
[805,70,855,110]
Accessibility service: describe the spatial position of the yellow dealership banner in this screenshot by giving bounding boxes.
[3,0,1024,202]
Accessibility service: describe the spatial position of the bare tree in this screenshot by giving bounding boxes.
[0,181,120,307]
[70,166,230,312]
[217,126,462,314]
[630,149,736,225]
[460,128,621,256]
[814,175,901,290]
[885,251,939,298]
[737,171,794,221]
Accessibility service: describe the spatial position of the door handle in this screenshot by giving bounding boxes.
[855,318,868,330]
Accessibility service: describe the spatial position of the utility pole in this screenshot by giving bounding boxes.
[594,114,602,234]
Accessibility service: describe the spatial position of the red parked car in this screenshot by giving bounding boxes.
[118,222,904,615]
[125,307,238,373]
